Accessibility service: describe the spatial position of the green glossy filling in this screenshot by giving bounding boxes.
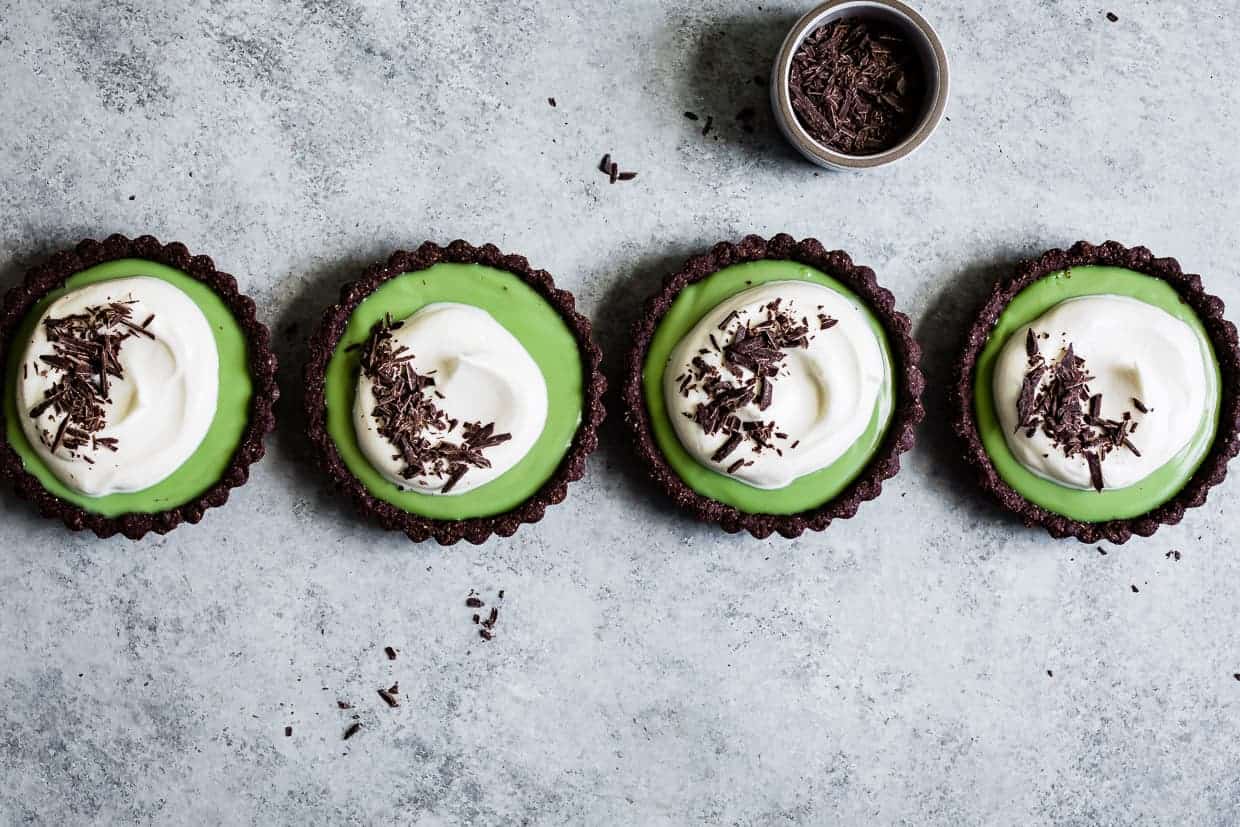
[974,266,1220,522]
[324,263,584,521]
[642,260,895,515]
[3,260,254,516]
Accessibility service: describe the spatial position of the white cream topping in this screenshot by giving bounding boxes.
[353,302,547,495]
[664,280,887,489]
[993,294,1213,490]
[18,277,219,496]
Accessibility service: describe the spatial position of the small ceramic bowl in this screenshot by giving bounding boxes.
[770,0,950,170]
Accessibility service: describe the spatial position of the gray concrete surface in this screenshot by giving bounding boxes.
[1,0,1238,823]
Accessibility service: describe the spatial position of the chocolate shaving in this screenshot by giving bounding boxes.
[384,646,397,660]
[479,628,494,641]
[465,596,484,608]
[360,320,510,493]
[27,300,157,460]
[343,722,361,740]
[1014,331,1150,492]
[788,17,925,155]
[377,687,399,707]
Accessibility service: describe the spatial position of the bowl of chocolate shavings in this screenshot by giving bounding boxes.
[771,0,949,170]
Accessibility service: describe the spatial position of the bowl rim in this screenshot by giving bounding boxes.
[771,0,950,170]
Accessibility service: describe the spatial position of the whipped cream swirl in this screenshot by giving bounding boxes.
[354,303,547,495]
[664,280,887,489]
[18,277,219,496]
[993,294,1214,490]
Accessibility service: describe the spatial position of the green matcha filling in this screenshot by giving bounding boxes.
[974,266,1220,522]
[3,260,254,516]
[323,263,584,521]
[643,260,895,515]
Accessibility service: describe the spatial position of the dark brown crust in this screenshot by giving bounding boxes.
[953,240,1240,544]
[623,233,925,538]
[0,234,279,540]
[303,240,606,545]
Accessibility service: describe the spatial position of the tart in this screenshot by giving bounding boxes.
[624,234,924,538]
[304,240,604,545]
[0,234,278,539]
[955,241,1240,544]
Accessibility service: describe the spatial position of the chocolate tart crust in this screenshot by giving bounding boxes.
[623,233,925,538]
[953,240,1240,544]
[0,234,279,540]
[303,240,606,546]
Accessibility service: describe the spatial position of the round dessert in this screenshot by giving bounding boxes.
[304,241,605,545]
[0,235,278,539]
[625,234,924,538]
[956,241,1240,544]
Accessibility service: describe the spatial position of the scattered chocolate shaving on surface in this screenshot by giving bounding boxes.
[479,628,494,641]
[498,589,504,599]
[360,320,511,493]
[1131,584,1139,593]
[1132,397,1148,413]
[618,171,638,181]
[598,153,611,173]
[735,106,756,134]
[547,96,556,107]
[465,596,484,608]
[284,725,292,737]
[1233,673,1240,681]
[1165,549,1181,560]
[789,17,925,155]
[337,700,352,709]
[1046,670,1053,677]
[683,111,699,121]
[609,162,618,184]
[377,687,399,707]
[343,722,361,740]
[701,115,714,136]
[388,682,399,694]
[471,613,480,624]
[482,607,499,629]
[1097,546,1107,555]
[384,646,397,660]
[1106,11,1119,22]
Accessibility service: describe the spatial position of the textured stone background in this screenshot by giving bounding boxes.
[1,0,1238,823]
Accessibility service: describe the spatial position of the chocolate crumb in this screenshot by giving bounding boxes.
[377,687,399,707]
[498,589,504,599]
[684,111,699,121]
[1046,670,1053,677]
[547,96,556,107]
[337,700,352,710]
[1106,11,1119,22]
[285,725,292,737]
[472,613,480,624]
[388,682,399,694]
[1131,584,1139,593]
[598,153,611,173]
[384,646,397,660]
[1165,549,1181,561]
[343,722,361,740]
[479,628,494,641]
[465,596,484,608]
[617,171,638,181]
[701,115,713,136]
